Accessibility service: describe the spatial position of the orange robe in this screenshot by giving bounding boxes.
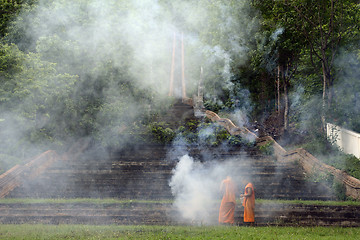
[242,182,255,222]
[219,178,236,224]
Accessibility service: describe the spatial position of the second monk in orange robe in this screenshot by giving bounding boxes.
[241,182,255,224]
[219,176,236,225]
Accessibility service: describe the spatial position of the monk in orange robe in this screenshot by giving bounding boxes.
[241,182,255,225]
[219,176,236,225]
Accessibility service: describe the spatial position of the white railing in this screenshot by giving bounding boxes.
[327,123,360,159]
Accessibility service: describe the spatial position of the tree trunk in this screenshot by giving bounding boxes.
[321,61,327,131]
[283,80,289,131]
[277,65,281,114]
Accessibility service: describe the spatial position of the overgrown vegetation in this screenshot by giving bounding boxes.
[307,169,349,201]
[258,140,274,156]
[299,136,360,194]
[147,119,254,147]
[324,154,360,180]
[322,153,360,200]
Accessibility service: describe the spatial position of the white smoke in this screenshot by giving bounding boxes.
[15,0,258,98]
[271,27,284,41]
[1,0,260,197]
[169,154,246,225]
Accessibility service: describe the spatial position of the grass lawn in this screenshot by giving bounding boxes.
[1,198,359,239]
[0,225,360,239]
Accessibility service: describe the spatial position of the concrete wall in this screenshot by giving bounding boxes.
[327,123,360,159]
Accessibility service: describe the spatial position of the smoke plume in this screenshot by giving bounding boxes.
[169,154,247,225]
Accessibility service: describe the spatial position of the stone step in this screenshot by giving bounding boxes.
[8,176,333,200]
[49,154,283,166]
[5,139,334,201]
[7,145,331,200]
[0,202,359,226]
[44,165,303,176]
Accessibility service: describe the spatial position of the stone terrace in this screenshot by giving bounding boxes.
[6,143,334,201]
[2,102,358,226]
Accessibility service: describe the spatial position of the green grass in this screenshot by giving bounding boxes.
[0,225,360,239]
[1,198,359,239]
[0,198,359,206]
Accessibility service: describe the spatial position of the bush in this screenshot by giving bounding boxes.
[258,140,274,155]
[333,180,347,201]
[146,119,254,147]
[301,135,333,156]
[147,122,175,144]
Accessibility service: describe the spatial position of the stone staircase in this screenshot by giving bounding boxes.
[6,143,334,201]
[2,101,359,226]
[159,100,197,129]
[7,144,174,199]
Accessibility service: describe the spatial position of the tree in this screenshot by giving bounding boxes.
[251,0,304,131]
[0,43,78,158]
[0,0,21,37]
[252,0,360,134]
[0,0,37,39]
[283,0,360,130]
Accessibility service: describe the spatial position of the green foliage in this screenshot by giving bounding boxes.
[322,154,360,181]
[333,180,347,201]
[306,169,346,199]
[146,119,252,147]
[3,0,158,148]
[203,99,223,113]
[329,52,360,133]
[307,153,360,201]
[1,0,37,52]
[258,140,274,156]
[251,0,360,137]
[147,122,175,144]
[0,43,78,158]
[308,170,333,185]
[343,155,360,180]
[299,125,360,181]
[300,134,332,157]
[0,0,34,38]
[227,135,243,146]
[197,122,228,146]
[301,128,360,200]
